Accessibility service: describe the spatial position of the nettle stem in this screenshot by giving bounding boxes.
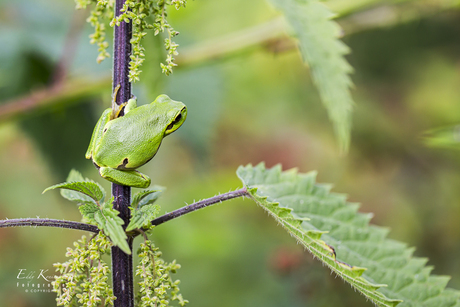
[111,0,134,306]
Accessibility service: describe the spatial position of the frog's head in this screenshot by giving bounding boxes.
[154,94,187,136]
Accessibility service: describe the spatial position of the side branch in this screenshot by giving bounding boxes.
[0,218,99,233]
[148,188,248,228]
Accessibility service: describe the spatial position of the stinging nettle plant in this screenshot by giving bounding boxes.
[2,0,460,306]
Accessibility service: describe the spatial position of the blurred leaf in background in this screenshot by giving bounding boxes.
[422,125,460,150]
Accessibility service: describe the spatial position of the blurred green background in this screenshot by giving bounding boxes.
[1,0,460,306]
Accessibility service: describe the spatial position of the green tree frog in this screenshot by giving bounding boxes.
[85,94,187,188]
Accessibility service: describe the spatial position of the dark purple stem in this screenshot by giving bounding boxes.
[0,218,99,233]
[113,1,132,104]
[111,0,134,306]
[111,184,133,307]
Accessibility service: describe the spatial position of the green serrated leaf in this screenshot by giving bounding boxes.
[270,0,354,151]
[237,163,460,307]
[61,186,97,204]
[100,200,130,254]
[66,169,85,182]
[78,199,130,254]
[131,185,165,209]
[126,204,161,232]
[78,202,99,224]
[105,219,130,253]
[43,181,105,204]
[43,169,105,204]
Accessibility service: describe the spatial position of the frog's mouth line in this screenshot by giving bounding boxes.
[93,161,100,170]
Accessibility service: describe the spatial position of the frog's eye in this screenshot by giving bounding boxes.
[165,107,186,135]
[165,113,182,133]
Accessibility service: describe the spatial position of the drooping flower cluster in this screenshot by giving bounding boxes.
[136,240,188,307]
[75,0,187,81]
[52,233,115,307]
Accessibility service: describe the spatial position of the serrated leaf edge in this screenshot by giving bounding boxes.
[238,164,402,307]
[43,181,104,203]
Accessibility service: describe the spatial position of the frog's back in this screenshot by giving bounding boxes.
[94,104,166,169]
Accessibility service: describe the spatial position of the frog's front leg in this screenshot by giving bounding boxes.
[115,96,137,117]
[99,167,151,188]
[111,85,138,119]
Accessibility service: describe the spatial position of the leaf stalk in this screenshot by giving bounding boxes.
[148,188,248,228]
[0,218,99,233]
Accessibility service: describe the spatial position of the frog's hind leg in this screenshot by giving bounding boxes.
[99,167,151,188]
